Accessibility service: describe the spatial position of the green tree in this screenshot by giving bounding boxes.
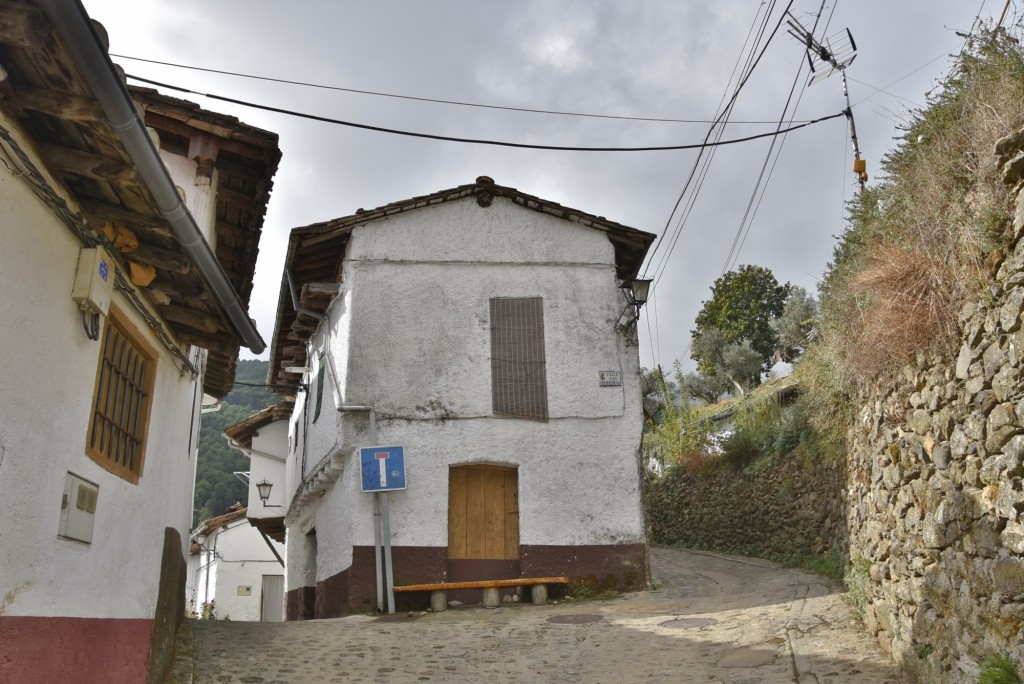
[771,286,818,363]
[680,370,732,404]
[690,328,763,396]
[691,265,791,376]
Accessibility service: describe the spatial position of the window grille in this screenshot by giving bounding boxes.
[490,297,548,421]
[86,310,156,483]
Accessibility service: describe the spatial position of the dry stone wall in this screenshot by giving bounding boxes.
[846,130,1024,682]
[646,455,847,565]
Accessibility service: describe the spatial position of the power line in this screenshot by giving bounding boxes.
[114,53,813,126]
[128,74,843,153]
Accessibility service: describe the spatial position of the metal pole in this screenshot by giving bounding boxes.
[841,70,866,191]
[381,491,396,614]
[369,410,384,613]
[373,492,384,613]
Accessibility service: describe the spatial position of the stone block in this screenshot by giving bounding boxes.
[996,483,1024,520]
[991,552,1024,596]
[1000,287,1024,333]
[1001,521,1024,554]
[933,443,951,469]
[531,584,548,605]
[993,366,1021,403]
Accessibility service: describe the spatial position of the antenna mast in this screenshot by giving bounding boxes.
[786,13,867,189]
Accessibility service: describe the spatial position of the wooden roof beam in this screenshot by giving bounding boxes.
[0,2,46,48]
[39,142,139,184]
[13,86,102,121]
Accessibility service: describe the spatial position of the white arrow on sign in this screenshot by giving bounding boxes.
[375,451,389,488]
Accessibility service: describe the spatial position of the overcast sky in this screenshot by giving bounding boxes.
[82,0,1007,373]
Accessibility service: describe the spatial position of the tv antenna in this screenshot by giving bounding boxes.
[786,13,868,189]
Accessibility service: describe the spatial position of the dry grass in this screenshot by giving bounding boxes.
[815,27,1024,387]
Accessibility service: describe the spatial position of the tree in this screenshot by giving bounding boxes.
[640,367,678,427]
[691,265,791,376]
[691,328,763,396]
[771,286,818,363]
[681,371,732,405]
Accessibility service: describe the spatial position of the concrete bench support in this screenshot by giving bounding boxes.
[482,587,501,608]
[430,590,448,613]
[394,576,569,610]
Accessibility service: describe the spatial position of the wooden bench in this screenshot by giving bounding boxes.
[393,576,569,611]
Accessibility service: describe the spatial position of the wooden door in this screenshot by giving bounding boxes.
[448,465,519,560]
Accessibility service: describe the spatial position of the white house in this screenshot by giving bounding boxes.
[0,4,279,682]
[187,505,286,622]
[261,177,656,618]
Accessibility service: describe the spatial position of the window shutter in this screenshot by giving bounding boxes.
[313,352,325,423]
[490,297,548,421]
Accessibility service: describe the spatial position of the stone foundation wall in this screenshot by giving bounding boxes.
[645,455,847,564]
[846,131,1024,682]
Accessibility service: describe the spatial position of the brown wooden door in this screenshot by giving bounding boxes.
[448,465,519,560]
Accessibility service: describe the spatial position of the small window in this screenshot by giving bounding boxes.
[85,308,157,483]
[490,297,548,421]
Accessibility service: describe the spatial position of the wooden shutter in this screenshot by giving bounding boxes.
[490,297,548,421]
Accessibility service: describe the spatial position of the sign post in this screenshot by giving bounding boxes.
[360,444,406,614]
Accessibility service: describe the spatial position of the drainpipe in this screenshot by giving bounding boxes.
[287,268,325,321]
[39,0,266,354]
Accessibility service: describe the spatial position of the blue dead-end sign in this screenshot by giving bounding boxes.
[360,445,406,492]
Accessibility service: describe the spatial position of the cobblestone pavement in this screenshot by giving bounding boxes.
[169,547,907,683]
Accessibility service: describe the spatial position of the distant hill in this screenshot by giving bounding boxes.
[193,359,277,525]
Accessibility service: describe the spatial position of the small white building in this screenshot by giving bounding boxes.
[0,4,279,681]
[188,506,286,622]
[261,178,656,618]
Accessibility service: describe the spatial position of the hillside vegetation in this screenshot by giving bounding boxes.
[801,26,1024,449]
[193,359,276,524]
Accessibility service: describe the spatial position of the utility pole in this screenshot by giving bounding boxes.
[786,14,868,190]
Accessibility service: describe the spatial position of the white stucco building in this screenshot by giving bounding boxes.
[262,178,656,618]
[0,4,279,682]
[187,506,286,622]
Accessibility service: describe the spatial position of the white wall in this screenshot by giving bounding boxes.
[0,114,202,621]
[286,196,645,585]
[208,521,284,621]
[245,420,288,516]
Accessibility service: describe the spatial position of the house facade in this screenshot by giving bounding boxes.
[266,178,655,618]
[0,4,279,682]
[187,506,286,622]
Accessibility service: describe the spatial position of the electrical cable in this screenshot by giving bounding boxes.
[646,0,797,291]
[127,74,842,153]
[114,53,814,126]
[722,0,836,274]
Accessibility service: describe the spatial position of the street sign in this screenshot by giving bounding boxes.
[360,445,406,492]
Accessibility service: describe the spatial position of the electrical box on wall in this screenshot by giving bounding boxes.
[58,472,99,544]
[71,247,114,316]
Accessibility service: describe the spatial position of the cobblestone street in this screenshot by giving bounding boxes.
[169,547,906,683]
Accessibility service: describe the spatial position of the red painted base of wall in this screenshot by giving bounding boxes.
[286,543,648,619]
[0,616,153,684]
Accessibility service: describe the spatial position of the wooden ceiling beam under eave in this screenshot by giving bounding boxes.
[12,86,102,121]
[140,112,271,162]
[174,329,239,355]
[0,2,46,49]
[38,142,139,185]
[80,199,174,241]
[158,303,224,335]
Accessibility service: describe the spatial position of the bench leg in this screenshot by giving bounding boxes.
[430,590,448,612]
[482,587,501,608]
[531,584,548,606]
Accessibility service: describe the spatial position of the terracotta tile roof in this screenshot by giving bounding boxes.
[223,402,293,449]
[0,3,280,398]
[268,176,657,388]
[193,507,248,536]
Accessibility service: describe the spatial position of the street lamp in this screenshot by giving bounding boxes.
[255,479,281,508]
[617,278,653,329]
